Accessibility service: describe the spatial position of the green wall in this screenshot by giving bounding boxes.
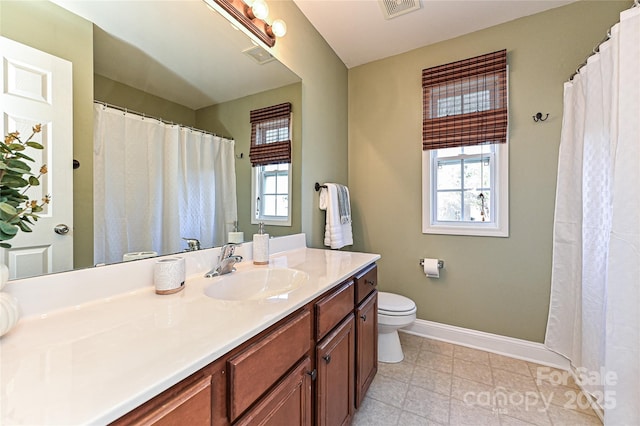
[1,0,94,269]
[267,1,349,248]
[347,1,628,342]
[94,74,197,127]
[196,83,303,239]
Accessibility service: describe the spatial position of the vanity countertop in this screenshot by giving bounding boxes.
[0,247,379,425]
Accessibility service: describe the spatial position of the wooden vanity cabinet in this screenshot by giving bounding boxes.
[314,280,356,424]
[353,264,378,409]
[115,263,378,426]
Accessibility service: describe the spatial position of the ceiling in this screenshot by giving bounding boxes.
[293,0,576,68]
[50,0,300,110]
[47,0,577,108]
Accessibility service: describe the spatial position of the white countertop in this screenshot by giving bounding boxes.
[0,245,379,425]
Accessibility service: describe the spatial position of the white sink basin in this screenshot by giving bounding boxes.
[204,268,309,301]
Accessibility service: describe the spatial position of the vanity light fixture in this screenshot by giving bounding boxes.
[209,0,287,48]
[247,0,269,20]
[268,19,287,38]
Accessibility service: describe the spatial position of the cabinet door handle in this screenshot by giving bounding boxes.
[365,279,375,286]
[307,369,317,381]
[323,355,331,364]
[360,314,367,321]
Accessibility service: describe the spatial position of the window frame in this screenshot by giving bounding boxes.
[251,162,292,226]
[422,142,509,237]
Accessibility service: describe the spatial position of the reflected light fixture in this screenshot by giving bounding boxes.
[268,19,287,38]
[247,0,269,20]
[208,0,287,47]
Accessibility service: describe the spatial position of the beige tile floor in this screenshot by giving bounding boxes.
[353,332,602,426]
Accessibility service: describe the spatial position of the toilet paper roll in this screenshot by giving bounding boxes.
[228,231,244,243]
[154,257,186,295]
[422,258,440,278]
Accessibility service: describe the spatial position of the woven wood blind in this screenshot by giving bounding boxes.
[249,102,292,166]
[422,50,507,151]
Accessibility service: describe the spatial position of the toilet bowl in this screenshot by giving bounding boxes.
[377,292,417,363]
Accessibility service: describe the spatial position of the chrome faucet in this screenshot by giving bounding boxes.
[205,243,242,278]
[182,237,201,251]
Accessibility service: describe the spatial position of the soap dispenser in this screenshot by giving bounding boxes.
[253,222,269,265]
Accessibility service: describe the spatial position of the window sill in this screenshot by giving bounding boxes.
[251,218,291,227]
[423,223,508,238]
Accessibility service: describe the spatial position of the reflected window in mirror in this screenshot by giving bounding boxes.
[253,163,291,225]
[249,103,293,226]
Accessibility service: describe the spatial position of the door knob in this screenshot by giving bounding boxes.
[54,224,70,235]
[323,355,331,364]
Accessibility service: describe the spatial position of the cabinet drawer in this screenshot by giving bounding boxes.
[228,309,312,421]
[112,374,212,426]
[315,280,354,341]
[354,264,377,305]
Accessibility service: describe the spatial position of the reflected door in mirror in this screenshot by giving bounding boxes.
[0,37,74,279]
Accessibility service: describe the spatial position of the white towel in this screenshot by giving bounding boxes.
[319,183,353,249]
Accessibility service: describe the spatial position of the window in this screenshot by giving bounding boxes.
[422,50,509,237]
[252,163,291,225]
[249,103,292,226]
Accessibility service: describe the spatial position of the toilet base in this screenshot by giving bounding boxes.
[378,329,404,363]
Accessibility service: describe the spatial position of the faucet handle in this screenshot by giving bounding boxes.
[220,242,240,258]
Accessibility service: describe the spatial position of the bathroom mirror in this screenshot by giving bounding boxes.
[0,0,301,278]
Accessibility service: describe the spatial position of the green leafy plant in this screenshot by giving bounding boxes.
[0,124,50,248]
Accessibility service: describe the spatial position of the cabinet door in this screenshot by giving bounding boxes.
[355,290,378,408]
[235,357,312,426]
[316,314,355,426]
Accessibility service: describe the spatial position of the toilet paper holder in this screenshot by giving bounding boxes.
[419,259,444,269]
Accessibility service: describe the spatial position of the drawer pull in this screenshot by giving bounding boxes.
[307,369,317,381]
[323,355,332,364]
[360,314,367,321]
[365,279,375,286]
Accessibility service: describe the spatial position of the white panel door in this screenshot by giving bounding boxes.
[0,36,73,279]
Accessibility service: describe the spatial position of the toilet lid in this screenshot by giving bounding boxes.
[378,292,416,314]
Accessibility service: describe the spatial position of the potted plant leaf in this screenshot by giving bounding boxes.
[0,124,50,249]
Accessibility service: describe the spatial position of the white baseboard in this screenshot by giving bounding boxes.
[402,319,570,371]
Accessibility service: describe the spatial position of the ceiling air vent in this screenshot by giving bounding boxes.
[378,0,421,20]
[242,45,275,65]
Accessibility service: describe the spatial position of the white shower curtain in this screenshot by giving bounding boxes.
[93,104,237,264]
[545,5,639,425]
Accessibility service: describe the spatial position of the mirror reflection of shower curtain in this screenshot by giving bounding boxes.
[93,104,237,265]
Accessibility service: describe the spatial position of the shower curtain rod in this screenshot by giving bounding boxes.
[569,0,639,81]
[93,100,233,140]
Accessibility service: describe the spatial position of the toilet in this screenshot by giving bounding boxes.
[377,292,417,363]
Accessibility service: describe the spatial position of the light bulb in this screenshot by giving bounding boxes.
[271,19,287,37]
[251,0,269,20]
